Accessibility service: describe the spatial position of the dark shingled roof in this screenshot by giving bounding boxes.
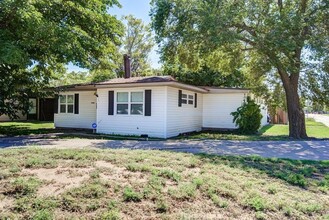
[96,76,176,85]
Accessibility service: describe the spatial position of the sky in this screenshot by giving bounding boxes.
[67,0,160,72]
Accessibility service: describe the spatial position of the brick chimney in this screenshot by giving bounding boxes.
[123,54,131,78]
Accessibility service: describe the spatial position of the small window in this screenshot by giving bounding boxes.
[188,95,194,105]
[59,95,74,113]
[182,93,194,105]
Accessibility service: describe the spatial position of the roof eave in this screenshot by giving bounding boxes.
[95,81,208,93]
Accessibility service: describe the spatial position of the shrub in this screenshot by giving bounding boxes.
[67,183,107,199]
[154,169,181,182]
[244,194,267,211]
[32,210,53,220]
[231,96,262,134]
[169,183,197,200]
[156,199,169,213]
[100,210,121,220]
[123,187,142,202]
[209,193,228,208]
[10,177,41,196]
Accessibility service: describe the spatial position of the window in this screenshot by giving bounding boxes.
[59,95,74,113]
[188,95,194,105]
[131,92,143,115]
[117,92,128,114]
[28,98,37,114]
[182,94,187,104]
[182,93,194,105]
[116,91,144,115]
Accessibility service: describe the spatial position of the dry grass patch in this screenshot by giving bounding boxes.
[0,148,328,219]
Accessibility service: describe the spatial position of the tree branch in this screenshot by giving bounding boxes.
[278,0,283,11]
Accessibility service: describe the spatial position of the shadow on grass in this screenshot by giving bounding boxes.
[175,128,290,141]
[258,124,274,134]
[197,153,329,188]
[0,122,90,136]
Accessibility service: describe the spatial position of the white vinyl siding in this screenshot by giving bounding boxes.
[202,93,246,129]
[96,87,167,138]
[166,87,203,138]
[54,91,96,129]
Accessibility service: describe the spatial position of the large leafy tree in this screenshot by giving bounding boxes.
[150,0,329,139]
[121,15,155,76]
[0,0,124,118]
[88,15,155,82]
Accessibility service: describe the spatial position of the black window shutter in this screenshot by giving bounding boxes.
[54,95,59,114]
[145,90,152,116]
[178,90,182,107]
[194,93,197,108]
[108,91,114,115]
[74,94,79,114]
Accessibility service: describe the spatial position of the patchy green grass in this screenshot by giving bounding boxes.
[261,118,329,139]
[0,122,55,136]
[0,148,328,219]
[0,122,163,140]
[2,119,327,141]
[181,118,329,140]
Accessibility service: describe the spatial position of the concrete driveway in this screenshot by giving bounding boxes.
[308,114,329,127]
[0,135,328,160]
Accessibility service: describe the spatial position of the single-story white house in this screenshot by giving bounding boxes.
[54,75,268,138]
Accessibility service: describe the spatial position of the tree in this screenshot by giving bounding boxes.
[169,66,247,88]
[50,70,91,87]
[0,0,124,118]
[121,15,155,76]
[150,0,329,139]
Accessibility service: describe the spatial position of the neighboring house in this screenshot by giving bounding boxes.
[0,98,55,122]
[54,75,268,138]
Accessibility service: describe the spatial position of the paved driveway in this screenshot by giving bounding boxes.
[0,135,328,160]
[308,114,329,127]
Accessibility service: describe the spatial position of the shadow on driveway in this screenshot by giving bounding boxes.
[1,135,329,160]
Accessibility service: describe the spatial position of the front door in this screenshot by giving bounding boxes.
[39,98,54,121]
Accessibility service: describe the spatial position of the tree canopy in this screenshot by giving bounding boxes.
[121,15,155,76]
[150,0,329,139]
[0,0,124,118]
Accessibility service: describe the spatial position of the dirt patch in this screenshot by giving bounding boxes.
[24,167,92,196]
[94,160,118,169]
[0,197,14,211]
[99,168,148,187]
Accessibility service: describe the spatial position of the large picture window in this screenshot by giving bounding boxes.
[116,91,144,115]
[59,95,74,113]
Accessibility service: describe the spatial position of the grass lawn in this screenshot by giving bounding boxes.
[0,122,56,136]
[0,148,328,219]
[182,118,329,140]
[1,118,328,140]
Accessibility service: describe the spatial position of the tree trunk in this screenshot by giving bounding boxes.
[282,79,308,139]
